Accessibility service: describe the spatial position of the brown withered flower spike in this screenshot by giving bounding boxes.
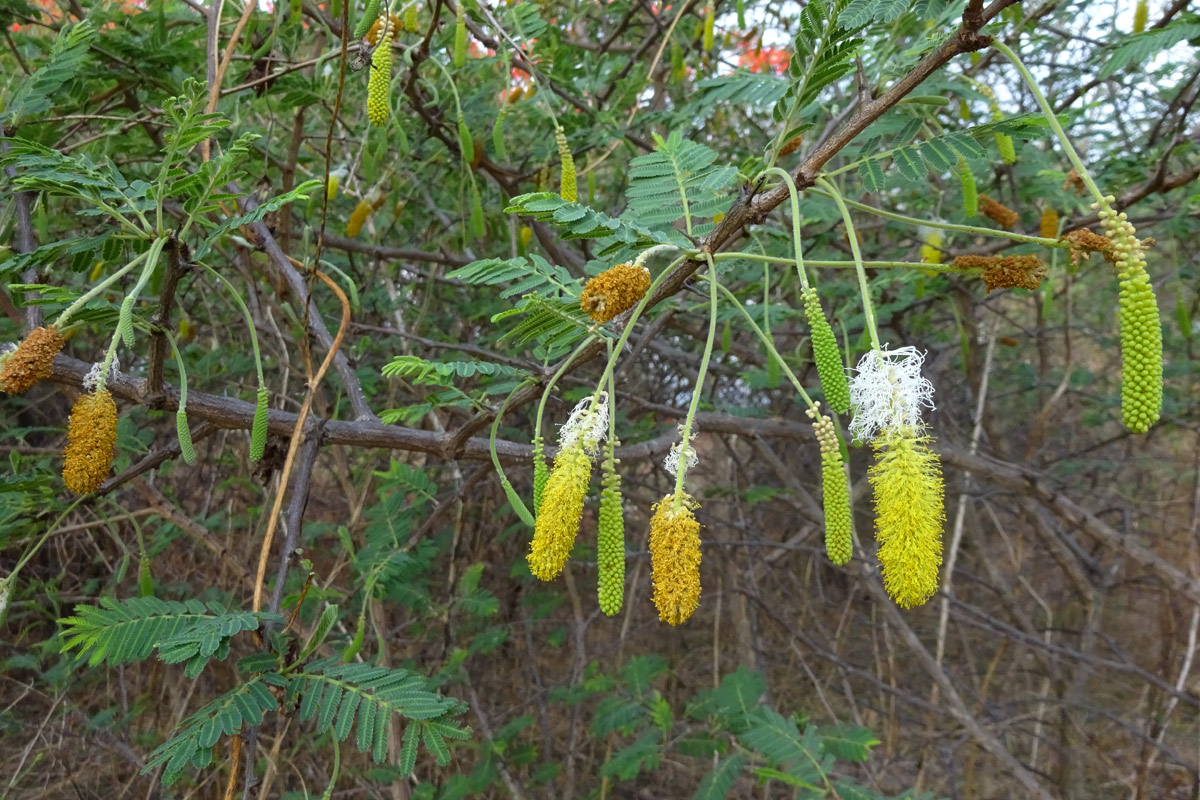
[580,263,651,324]
[979,194,1019,229]
[0,325,65,394]
[980,255,1047,293]
[1062,228,1117,266]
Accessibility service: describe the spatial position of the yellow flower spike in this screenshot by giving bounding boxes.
[648,493,702,625]
[63,389,119,495]
[346,199,372,238]
[920,230,943,265]
[0,325,65,394]
[1040,208,1059,239]
[528,442,592,580]
[868,430,944,609]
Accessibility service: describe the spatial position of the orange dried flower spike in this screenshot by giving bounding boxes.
[62,389,119,494]
[580,263,651,324]
[979,194,1019,229]
[0,325,65,394]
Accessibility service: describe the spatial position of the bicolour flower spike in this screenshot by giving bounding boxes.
[527,393,610,581]
[663,423,697,477]
[558,392,609,454]
[82,356,120,393]
[848,346,936,443]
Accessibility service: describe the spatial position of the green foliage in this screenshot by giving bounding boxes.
[503,193,667,254]
[449,252,582,298]
[142,674,282,786]
[626,132,737,232]
[840,0,909,29]
[382,355,527,384]
[773,0,863,142]
[288,659,468,767]
[2,21,96,125]
[58,596,280,670]
[1099,15,1200,78]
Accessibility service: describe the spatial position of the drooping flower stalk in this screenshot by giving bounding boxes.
[761,167,851,413]
[528,393,609,580]
[992,39,1163,434]
[820,176,946,608]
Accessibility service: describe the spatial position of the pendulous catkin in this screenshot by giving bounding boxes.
[453,1,466,67]
[958,157,977,218]
[581,263,651,324]
[778,133,804,157]
[1098,197,1162,433]
[457,114,473,166]
[366,16,393,126]
[810,409,852,565]
[869,430,944,609]
[531,434,548,514]
[556,126,577,203]
[1133,0,1148,32]
[995,132,1017,165]
[353,0,381,39]
[979,194,1019,229]
[702,5,715,50]
[250,385,269,462]
[802,287,851,414]
[1040,208,1059,239]
[0,325,65,394]
[176,410,195,465]
[492,105,508,161]
[528,441,591,581]
[597,438,625,616]
[63,389,118,495]
[951,254,1047,292]
[366,13,401,45]
[648,494,702,625]
[346,199,372,237]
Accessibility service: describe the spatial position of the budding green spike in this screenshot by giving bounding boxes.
[802,287,851,414]
[1096,201,1163,433]
[118,296,135,347]
[453,1,466,67]
[995,132,1017,165]
[809,408,852,565]
[251,385,269,462]
[353,0,381,39]
[532,434,548,516]
[342,613,366,661]
[176,409,195,465]
[139,554,154,597]
[958,157,977,218]
[404,2,419,32]
[597,437,625,616]
[457,113,473,166]
[556,126,577,203]
[492,105,508,161]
